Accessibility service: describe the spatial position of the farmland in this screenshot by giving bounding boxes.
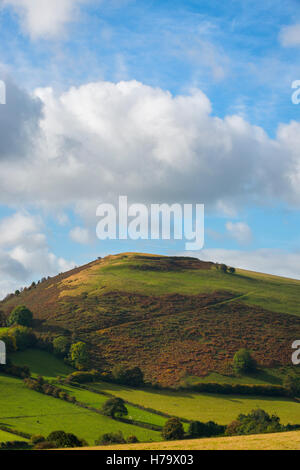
[0,373,161,444]
[90,381,300,425]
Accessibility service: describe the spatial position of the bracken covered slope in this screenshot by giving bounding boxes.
[1,253,300,386]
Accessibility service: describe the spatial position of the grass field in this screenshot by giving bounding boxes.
[10,349,74,380]
[0,429,28,443]
[0,374,161,444]
[91,381,300,425]
[79,430,300,450]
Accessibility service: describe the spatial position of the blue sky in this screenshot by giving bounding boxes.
[0,0,300,296]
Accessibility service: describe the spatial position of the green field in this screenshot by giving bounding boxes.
[0,429,28,443]
[90,381,300,425]
[10,349,74,380]
[0,374,161,444]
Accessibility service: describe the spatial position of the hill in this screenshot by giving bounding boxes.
[76,430,300,451]
[1,252,300,386]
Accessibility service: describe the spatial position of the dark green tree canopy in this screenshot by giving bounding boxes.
[70,341,89,370]
[8,305,33,327]
[233,348,256,374]
[102,397,128,419]
[162,417,184,441]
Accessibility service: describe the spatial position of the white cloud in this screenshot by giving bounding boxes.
[279,24,300,47]
[1,79,300,221]
[226,221,252,245]
[0,212,75,298]
[198,248,300,280]
[69,226,92,244]
[2,0,88,39]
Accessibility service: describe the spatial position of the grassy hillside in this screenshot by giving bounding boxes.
[80,430,300,451]
[0,430,28,443]
[1,253,300,385]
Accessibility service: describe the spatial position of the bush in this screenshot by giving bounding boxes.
[188,420,225,438]
[95,431,126,446]
[30,435,46,445]
[226,409,283,436]
[34,441,57,450]
[102,397,128,419]
[47,430,85,448]
[11,326,36,350]
[283,374,300,397]
[8,305,33,327]
[127,435,139,443]
[162,417,184,441]
[70,342,89,370]
[53,336,70,357]
[233,349,256,374]
[112,364,144,386]
[65,370,99,384]
[0,441,30,450]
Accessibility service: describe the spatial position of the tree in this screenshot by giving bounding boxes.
[70,342,89,370]
[226,409,282,436]
[53,336,69,357]
[233,348,256,374]
[162,417,184,441]
[11,326,36,350]
[102,397,128,419]
[47,430,86,448]
[188,420,225,438]
[8,305,33,327]
[219,264,228,273]
[112,364,144,386]
[283,374,300,397]
[95,431,126,445]
[0,330,16,352]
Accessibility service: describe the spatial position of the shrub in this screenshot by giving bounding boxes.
[30,435,46,445]
[233,348,256,374]
[127,435,139,443]
[162,417,184,441]
[47,431,85,448]
[53,336,70,357]
[283,374,300,397]
[188,420,225,438]
[95,431,126,445]
[102,397,128,419]
[65,370,99,384]
[70,342,89,370]
[112,364,144,386]
[226,409,283,436]
[34,441,57,450]
[8,305,33,327]
[11,326,36,350]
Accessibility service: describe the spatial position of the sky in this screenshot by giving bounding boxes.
[0,0,300,297]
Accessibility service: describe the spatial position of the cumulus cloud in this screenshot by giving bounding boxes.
[279,24,300,47]
[196,248,300,280]
[69,226,92,244]
[0,72,42,160]
[2,0,89,39]
[0,79,300,225]
[226,221,252,245]
[0,79,296,214]
[0,212,75,298]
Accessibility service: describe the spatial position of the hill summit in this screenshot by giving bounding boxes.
[1,252,300,386]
